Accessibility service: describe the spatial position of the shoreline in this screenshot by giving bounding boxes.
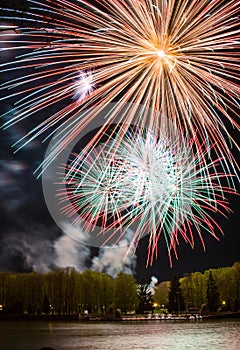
[0,311,239,321]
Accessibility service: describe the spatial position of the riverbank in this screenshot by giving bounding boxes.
[0,314,79,321]
[82,311,240,321]
[202,311,240,319]
[0,311,239,321]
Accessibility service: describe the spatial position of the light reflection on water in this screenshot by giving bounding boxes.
[0,319,239,350]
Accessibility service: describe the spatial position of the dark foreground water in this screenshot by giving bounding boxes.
[0,319,239,350]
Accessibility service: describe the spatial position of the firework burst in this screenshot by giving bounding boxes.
[57,128,235,266]
[0,0,239,178]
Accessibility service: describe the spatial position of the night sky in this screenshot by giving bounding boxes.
[0,3,239,285]
[1,92,239,283]
[0,118,239,283]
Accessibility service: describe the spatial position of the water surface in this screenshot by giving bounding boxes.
[0,319,239,350]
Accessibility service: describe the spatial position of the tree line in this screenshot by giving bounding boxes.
[154,261,240,313]
[0,261,239,316]
[0,268,138,315]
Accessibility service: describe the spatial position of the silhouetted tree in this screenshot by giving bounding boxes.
[27,303,34,314]
[12,300,23,314]
[232,262,240,311]
[114,272,138,314]
[136,279,153,314]
[206,271,220,312]
[181,272,206,309]
[153,281,169,307]
[42,294,50,314]
[167,274,185,314]
[99,273,114,313]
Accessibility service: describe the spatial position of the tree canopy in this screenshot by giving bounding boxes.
[0,261,239,315]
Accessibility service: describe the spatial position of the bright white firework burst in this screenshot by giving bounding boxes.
[57,128,235,266]
[72,70,95,103]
